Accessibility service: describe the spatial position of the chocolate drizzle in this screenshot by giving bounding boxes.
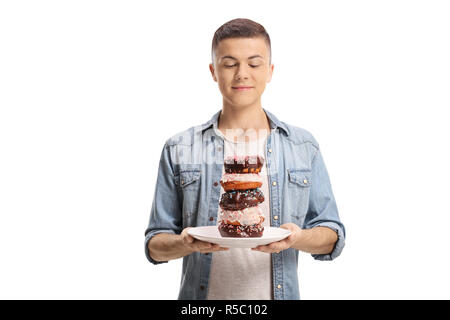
[219,189,264,211]
[224,155,264,173]
[218,221,264,238]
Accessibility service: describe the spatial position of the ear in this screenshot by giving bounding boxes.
[209,63,217,82]
[266,63,274,83]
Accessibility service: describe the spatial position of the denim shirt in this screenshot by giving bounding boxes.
[144,108,346,300]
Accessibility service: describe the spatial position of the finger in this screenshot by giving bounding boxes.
[205,243,220,251]
[208,244,229,251]
[268,242,279,251]
[200,246,230,253]
[211,244,230,251]
[267,242,286,253]
[194,240,227,252]
[196,241,213,250]
[253,245,272,254]
[277,238,291,248]
[252,245,264,251]
[272,239,291,250]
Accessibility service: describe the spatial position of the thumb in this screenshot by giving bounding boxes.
[185,235,194,243]
[183,228,194,243]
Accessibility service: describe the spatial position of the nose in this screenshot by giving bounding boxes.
[234,64,250,80]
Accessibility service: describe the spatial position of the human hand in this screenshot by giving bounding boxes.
[251,223,301,254]
[181,227,229,254]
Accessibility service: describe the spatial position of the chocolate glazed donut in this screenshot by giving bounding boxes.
[224,155,264,174]
[219,189,264,211]
[219,221,264,238]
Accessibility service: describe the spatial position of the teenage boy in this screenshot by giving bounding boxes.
[145,18,345,300]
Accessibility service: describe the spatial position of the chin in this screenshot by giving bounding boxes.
[227,97,259,107]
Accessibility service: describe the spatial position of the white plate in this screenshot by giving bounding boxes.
[187,226,292,248]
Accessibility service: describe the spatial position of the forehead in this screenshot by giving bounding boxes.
[216,37,269,60]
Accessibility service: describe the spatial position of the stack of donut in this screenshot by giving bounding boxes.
[218,155,265,237]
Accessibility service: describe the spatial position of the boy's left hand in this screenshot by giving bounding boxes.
[251,223,301,254]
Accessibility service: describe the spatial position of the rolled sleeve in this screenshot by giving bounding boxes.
[310,221,345,261]
[145,229,177,265]
[144,141,182,265]
[303,147,346,261]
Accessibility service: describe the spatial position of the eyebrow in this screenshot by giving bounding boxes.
[220,55,263,61]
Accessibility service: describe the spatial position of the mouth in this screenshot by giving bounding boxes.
[232,86,254,91]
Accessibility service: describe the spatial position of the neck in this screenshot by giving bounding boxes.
[217,103,271,142]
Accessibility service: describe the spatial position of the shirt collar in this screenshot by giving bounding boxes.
[200,108,290,137]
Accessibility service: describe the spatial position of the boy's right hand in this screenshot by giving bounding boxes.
[181,227,229,253]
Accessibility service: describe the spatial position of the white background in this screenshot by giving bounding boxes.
[1,0,449,299]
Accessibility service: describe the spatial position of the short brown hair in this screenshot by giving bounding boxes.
[211,18,272,65]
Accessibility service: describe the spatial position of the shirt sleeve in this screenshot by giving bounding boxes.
[302,147,346,261]
[144,141,183,265]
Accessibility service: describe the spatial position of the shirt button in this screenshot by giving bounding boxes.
[217,147,222,152]
[200,285,205,290]
[209,217,214,221]
[213,182,218,187]
[273,215,278,220]
[268,148,272,153]
[277,284,282,289]
[272,181,277,186]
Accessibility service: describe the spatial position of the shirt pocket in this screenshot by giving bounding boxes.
[286,169,312,227]
[175,165,202,228]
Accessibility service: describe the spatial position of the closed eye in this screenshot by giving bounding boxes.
[224,64,260,68]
